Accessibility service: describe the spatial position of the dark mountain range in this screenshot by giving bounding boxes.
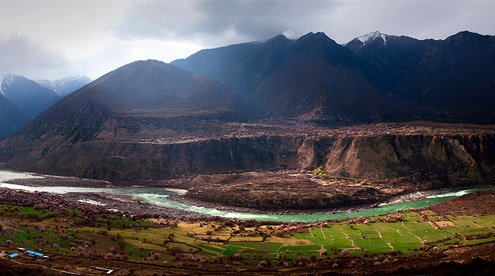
[0,94,31,138]
[174,31,495,123]
[345,31,495,123]
[246,32,395,122]
[174,32,398,122]
[38,75,92,97]
[0,74,60,117]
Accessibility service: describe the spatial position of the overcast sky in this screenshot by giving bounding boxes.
[1,0,494,80]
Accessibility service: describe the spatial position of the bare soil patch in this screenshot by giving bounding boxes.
[435,220,456,228]
[179,172,416,211]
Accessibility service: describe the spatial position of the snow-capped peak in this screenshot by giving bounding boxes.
[282,29,300,40]
[36,75,92,97]
[356,31,389,45]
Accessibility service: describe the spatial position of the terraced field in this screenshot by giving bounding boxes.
[87,211,495,262]
[202,213,495,259]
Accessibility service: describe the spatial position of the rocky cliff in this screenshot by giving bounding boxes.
[320,134,495,188]
[2,133,494,187]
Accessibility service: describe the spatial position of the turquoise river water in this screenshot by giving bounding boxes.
[0,170,492,222]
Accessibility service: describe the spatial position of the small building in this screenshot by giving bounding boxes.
[25,250,47,258]
[7,253,19,258]
[91,266,114,274]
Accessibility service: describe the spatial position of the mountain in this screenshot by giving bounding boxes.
[0,60,248,178]
[174,30,495,123]
[174,32,398,123]
[0,74,60,117]
[38,75,92,97]
[247,32,397,122]
[345,31,495,123]
[0,94,31,138]
[16,60,242,142]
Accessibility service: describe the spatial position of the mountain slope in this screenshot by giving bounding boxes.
[0,74,60,117]
[0,94,31,138]
[172,35,295,96]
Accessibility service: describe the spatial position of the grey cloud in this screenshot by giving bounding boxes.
[113,0,495,46]
[113,0,339,45]
[0,33,69,78]
[1,0,494,80]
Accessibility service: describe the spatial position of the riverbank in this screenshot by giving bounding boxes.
[1,169,493,223]
[1,169,416,216]
[168,186,474,216]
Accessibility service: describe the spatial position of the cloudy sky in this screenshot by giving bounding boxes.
[1,0,494,80]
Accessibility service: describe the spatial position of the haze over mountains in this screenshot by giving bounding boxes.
[0,74,91,137]
[0,30,494,181]
[38,75,92,97]
[0,74,60,117]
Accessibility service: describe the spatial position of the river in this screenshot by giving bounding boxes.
[0,170,491,222]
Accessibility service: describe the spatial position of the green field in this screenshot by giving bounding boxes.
[199,213,495,258]
[85,211,495,261]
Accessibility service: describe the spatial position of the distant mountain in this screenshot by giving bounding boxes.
[0,74,60,117]
[38,75,92,97]
[345,31,397,51]
[0,94,31,138]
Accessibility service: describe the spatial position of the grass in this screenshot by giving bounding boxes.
[0,204,56,221]
[197,243,223,253]
[207,212,495,259]
[0,226,74,252]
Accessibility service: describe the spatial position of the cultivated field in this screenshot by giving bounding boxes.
[0,192,494,274]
